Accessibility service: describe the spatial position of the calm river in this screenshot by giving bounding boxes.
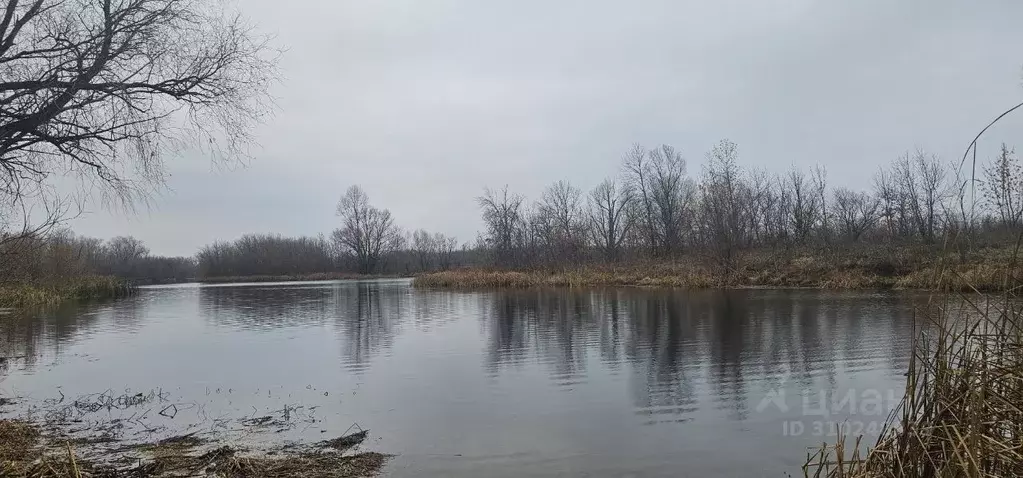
[0,279,923,477]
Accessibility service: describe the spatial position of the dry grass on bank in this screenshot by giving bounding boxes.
[413,244,1019,292]
[0,276,136,308]
[413,265,715,289]
[199,272,395,284]
[0,419,388,478]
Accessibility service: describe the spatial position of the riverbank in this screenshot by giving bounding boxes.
[0,386,389,478]
[0,418,387,477]
[199,272,399,284]
[0,276,137,308]
[413,244,1015,291]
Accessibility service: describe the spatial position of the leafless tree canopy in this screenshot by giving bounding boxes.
[2,230,194,283]
[0,0,278,206]
[411,228,458,272]
[533,180,586,265]
[698,139,750,268]
[982,143,1023,230]
[196,233,332,278]
[587,178,631,262]
[463,139,1023,272]
[622,143,695,258]
[832,187,880,241]
[477,185,524,267]
[105,234,148,262]
[333,185,404,274]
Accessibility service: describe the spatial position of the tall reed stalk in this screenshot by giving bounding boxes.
[803,234,1023,477]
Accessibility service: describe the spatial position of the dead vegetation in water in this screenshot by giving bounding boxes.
[211,449,388,478]
[319,425,369,453]
[0,388,386,478]
[24,388,324,446]
[0,419,386,478]
[43,389,166,420]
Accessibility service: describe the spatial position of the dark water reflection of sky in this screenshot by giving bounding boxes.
[0,280,923,477]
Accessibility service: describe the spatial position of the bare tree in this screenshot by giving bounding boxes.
[197,234,332,278]
[0,194,72,273]
[0,0,278,217]
[746,168,772,246]
[105,235,149,263]
[477,186,524,267]
[333,186,403,274]
[522,203,549,266]
[812,165,829,243]
[587,178,632,262]
[762,174,792,245]
[699,139,748,268]
[433,232,458,270]
[647,144,693,256]
[787,168,818,243]
[941,157,978,260]
[411,229,434,272]
[409,229,458,272]
[873,168,899,240]
[621,143,658,254]
[3,230,187,282]
[893,152,924,241]
[536,180,585,264]
[912,150,947,242]
[832,188,879,241]
[982,143,1023,230]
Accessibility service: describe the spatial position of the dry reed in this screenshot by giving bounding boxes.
[199,272,394,284]
[0,276,136,308]
[803,240,1023,477]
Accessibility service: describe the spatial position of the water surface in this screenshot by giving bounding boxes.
[0,280,922,477]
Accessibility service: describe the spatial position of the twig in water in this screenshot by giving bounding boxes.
[66,441,81,478]
[159,404,178,418]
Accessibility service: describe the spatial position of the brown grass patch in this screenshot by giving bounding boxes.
[415,245,1020,292]
[213,450,389,478]
[199,272,397,284]
[0,421,388,478]
[0,420,40,463]
[0,276,136,308]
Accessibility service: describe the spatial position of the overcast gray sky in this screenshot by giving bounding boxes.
[67,0,1023,256]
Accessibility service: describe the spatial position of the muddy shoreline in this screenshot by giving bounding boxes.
[0,390,389,478]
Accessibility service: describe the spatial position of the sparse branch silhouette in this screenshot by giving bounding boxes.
[0,0,279,301]
[0,0,279,206]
